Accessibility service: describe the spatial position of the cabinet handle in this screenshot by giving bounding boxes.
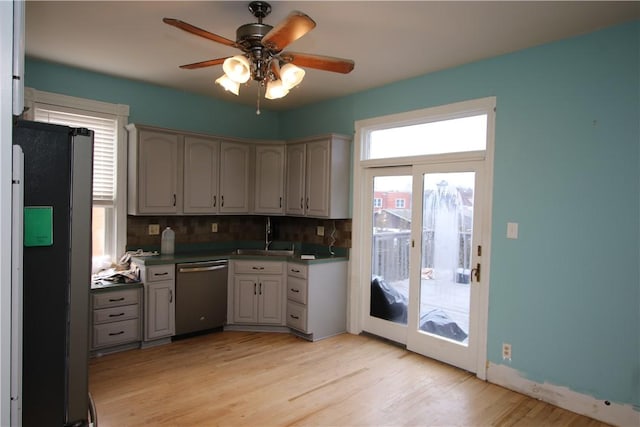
[169,289,173,303]
[154,272,169,277]
[173,194,176,207]
[254,283,257,295]
[290,288,300,293]
[108,297,125,302]
[290,269,300,273]
[279,197,282,208]
[290,314,299,320]
[108,331,125,336]
[300,197,304,209]
[252,266,265,270]
[259,283,262,295]
[213,195,217,207]
[109,312,125,317]
[221,195,224,207]
[306,197,309,210]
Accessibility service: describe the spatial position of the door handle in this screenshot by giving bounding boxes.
[471,263,481,283]
[169,289,173,303]
[213,195,217,207]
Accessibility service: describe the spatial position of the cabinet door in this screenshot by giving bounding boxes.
[219,142,250,213]
[258,276,284,324]
[184,137,220,213]
[305,139,331,217]
[285,143,306,215]
[137,130,180,214]
[145,281,175,340]
[254,145,285,214]
[233,275,258,323]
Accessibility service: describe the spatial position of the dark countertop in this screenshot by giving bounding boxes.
[131,251,348,266]
[90,281,143,292]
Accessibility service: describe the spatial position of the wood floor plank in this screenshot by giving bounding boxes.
[89,331,611,427]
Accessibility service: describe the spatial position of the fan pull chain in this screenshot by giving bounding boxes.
[256,84,261,115]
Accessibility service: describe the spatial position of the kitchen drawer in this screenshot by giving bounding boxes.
[287,276,307,304]
[92,288,140,309]
[147,264,175,282]
[93,304,139,325]
[234,260,283,275]
[286,301,307,333]
[287,263,307,279]
[93,318,140,348]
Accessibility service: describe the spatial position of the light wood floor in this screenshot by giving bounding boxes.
[89,331,609,427]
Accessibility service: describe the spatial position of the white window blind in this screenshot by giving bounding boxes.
[33,107,117,203]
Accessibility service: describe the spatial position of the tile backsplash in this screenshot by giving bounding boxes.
[127,215,352,249]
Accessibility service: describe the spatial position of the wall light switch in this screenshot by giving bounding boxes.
[507,222,519,239]
[211,223,218,233]
[316,226,325,236]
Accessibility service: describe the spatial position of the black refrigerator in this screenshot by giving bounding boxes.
[12,119,95,426]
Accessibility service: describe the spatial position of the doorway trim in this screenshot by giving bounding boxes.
[349,97,496,379]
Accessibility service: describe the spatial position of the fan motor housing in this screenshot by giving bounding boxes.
[236,23,273,46]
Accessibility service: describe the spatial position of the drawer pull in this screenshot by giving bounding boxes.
[154,272,169,276]
[109,312,125,317]
[290,269,301,273]
[290,314,300,320]
[108,331,125,336]
[290,288,300,293]
[108,297,125,302]
[252,266,265,270]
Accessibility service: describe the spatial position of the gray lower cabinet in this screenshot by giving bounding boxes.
[91,287,142,351]
[137,263,176,342]
[229,260,286,326]
[286,260,348,341]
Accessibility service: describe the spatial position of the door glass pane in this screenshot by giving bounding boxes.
[370,175,412,325]
[419,172,474,345]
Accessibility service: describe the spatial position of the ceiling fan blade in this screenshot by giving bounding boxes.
[262,11,316,52]
[281,52,355,74]
[178,57,230,70]
[163,18,237,48]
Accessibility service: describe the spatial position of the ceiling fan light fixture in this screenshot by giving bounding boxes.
[280,63,305,89]
[265,79,289,99]
[223,55,251,83]
[215,74,240,95]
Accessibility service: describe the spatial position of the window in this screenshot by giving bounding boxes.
[25,88,129,266]
[395,199,405,208]
[373,198,382,208]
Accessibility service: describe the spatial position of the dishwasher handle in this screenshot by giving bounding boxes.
[178,261,228,274]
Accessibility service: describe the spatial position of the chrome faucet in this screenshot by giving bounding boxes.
[265,216,272,250]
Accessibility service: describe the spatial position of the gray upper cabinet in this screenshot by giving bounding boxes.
[127,124,182,215]
[219,141,251,214]
[183,136,220,214]
[285,134,351,219]
[254,144,285,215]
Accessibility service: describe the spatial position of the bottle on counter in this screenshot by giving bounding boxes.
[161,227,175,255]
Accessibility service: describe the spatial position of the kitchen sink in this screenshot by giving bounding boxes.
[234,249,295,256]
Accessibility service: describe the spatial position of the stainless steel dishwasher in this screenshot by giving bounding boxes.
[175,260,228,336]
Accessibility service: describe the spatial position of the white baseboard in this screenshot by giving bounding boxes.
[486,363,640,426]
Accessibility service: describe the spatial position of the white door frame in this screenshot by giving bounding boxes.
[349,97,495,379]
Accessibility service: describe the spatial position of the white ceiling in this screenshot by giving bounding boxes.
[25,1,640,111]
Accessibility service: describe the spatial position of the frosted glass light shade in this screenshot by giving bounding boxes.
[215,74,240,95]
[265,79,289,99]
[280,63,305,89]
[223,55,251,83]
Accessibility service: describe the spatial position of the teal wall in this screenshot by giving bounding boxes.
[283,22,640,408]
[24,59,281,140]
[25,21,639,408]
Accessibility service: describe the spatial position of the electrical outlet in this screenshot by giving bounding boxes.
[211,223,218,233]
[502,343,512,361]
[317,226,325,236]
[148,224,160,235]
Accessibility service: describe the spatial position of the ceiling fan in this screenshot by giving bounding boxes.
[164,1,355,108]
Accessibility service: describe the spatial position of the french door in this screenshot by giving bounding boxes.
[363,161,487,373]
